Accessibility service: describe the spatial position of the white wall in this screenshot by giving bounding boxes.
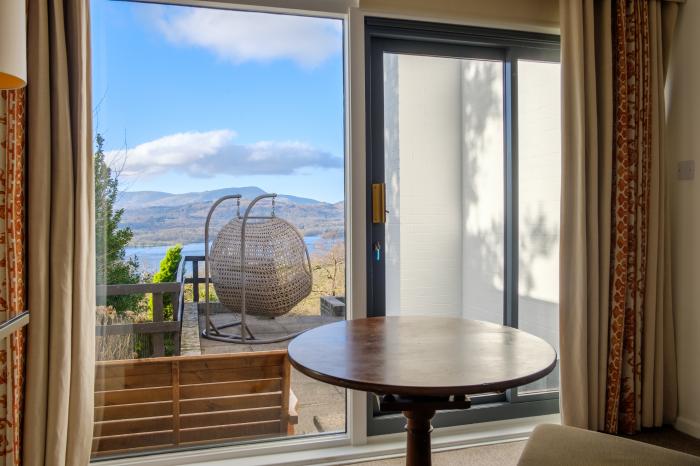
[667,0,700,439]
[461,60,505,325]
[383,55,561,357]
[517,61,561,355]
[384,54,507,319]
[384,54,464,317]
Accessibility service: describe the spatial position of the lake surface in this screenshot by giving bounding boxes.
[126,236,322,275]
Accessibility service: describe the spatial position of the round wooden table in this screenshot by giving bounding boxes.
[288,316,557,466]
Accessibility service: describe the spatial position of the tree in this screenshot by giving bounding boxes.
[150,244,183,321]
[311,239,345,297]
[95,133,142,313]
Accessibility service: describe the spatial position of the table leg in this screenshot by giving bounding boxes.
[403,408,436,466]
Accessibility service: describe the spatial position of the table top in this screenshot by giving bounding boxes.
[288,316,557,397]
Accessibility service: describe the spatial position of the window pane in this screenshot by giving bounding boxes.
[383,53,504,324]
[517,60,561,394]
[92,0,345,458]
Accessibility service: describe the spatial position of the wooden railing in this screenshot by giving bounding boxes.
[181,255,205,303]
[95,255,204,358]
[92,351,298,457]
[96,282,182,357]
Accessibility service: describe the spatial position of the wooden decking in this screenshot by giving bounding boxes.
[92,255,346,458]
[92,351,298,458]
[199,307,346,436]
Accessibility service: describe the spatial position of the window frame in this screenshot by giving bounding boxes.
[87,4,565,464]
[363,16,561,436]
[89,0,354,461]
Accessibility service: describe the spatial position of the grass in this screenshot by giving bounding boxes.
[95,305,149,360]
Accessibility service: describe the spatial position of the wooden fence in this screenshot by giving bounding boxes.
[96,282,182,357]
[92,351,298,457]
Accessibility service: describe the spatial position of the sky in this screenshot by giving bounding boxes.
[91,0,345,203]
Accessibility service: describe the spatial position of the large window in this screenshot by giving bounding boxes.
[365,18,560,434]
[91,1,346,459]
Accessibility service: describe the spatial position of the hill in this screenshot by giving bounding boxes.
[116,187,344,246]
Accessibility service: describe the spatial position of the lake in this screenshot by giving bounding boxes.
[125,236,322,275]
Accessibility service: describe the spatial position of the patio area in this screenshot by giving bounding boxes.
[179,301,346,436]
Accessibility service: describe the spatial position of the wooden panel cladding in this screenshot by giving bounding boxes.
[92,351,299,458]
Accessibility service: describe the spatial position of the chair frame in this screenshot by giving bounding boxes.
[201,193,309,344]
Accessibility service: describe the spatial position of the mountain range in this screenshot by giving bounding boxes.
[116,187,344,246]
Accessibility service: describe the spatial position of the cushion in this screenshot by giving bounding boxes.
[518,424,700,466]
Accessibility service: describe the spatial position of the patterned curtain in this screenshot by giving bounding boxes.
[559,0,678,433]
[0,89,26,465]
[605,0,673,435]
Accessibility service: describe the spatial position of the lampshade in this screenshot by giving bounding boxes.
[0,0,27,90]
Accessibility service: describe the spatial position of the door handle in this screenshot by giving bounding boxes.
[372,183,386,224]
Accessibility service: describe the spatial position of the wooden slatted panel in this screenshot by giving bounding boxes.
[95,401,172,421]
[179,366,283,385]
[179,353,286,372]
[92,431,174,454]
[95,372,172,391]
[94,386,172,406]
[94,416,173,437]
[180,392,282,414]
[180,407,282,429]
[179,378,282,399]
[177,432,282,449]
[95,359,171,379]
[172,361,181,446]
[179,421,281,444]
[179,392,282,415]
[92,351,294,457]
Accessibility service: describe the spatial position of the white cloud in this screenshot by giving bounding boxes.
[151,7,342,68]
[105,130,341,179]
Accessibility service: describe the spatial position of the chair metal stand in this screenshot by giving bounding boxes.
[201,193,306,344]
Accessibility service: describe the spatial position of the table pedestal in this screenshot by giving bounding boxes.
[379,395,472,466]
[403,408,436,466]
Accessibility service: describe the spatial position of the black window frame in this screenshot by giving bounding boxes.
[364,17,561,436]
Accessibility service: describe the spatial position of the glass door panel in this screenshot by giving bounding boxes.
[366,20,561,434]
[516,59,561,394]
[382,53,504,325]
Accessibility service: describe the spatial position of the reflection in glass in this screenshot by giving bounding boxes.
[383,53,504,324]
[517,60,561,394]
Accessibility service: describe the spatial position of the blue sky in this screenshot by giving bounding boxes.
[91,0,345,203]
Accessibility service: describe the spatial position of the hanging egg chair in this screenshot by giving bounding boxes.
[210,216,312,318]
[202,193,313,344]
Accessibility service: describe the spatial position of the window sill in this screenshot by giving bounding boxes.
[92,413,560,466]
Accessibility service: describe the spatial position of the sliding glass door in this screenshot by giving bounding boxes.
[365,18,560,434]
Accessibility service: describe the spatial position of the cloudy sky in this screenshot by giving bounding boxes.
[91,1,344,202]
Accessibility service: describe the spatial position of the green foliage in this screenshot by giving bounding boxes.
[94,133,142,313]
[150,244,183,321]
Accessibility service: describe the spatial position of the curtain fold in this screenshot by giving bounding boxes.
[559,0,678,434]
[0,88,27,466]
[559,0,614,432]
[23,0,95,465]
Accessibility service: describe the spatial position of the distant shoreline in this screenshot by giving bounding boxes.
[125,236,325,275]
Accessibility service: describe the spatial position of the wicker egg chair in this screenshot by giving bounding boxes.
[202,193,313,344]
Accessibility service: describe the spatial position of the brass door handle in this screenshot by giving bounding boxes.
[372,183,386,224]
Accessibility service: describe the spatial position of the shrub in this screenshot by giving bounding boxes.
[150,244,183,321]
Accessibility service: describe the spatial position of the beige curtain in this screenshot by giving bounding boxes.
[23,0,95,465]
[559,0,678,433]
